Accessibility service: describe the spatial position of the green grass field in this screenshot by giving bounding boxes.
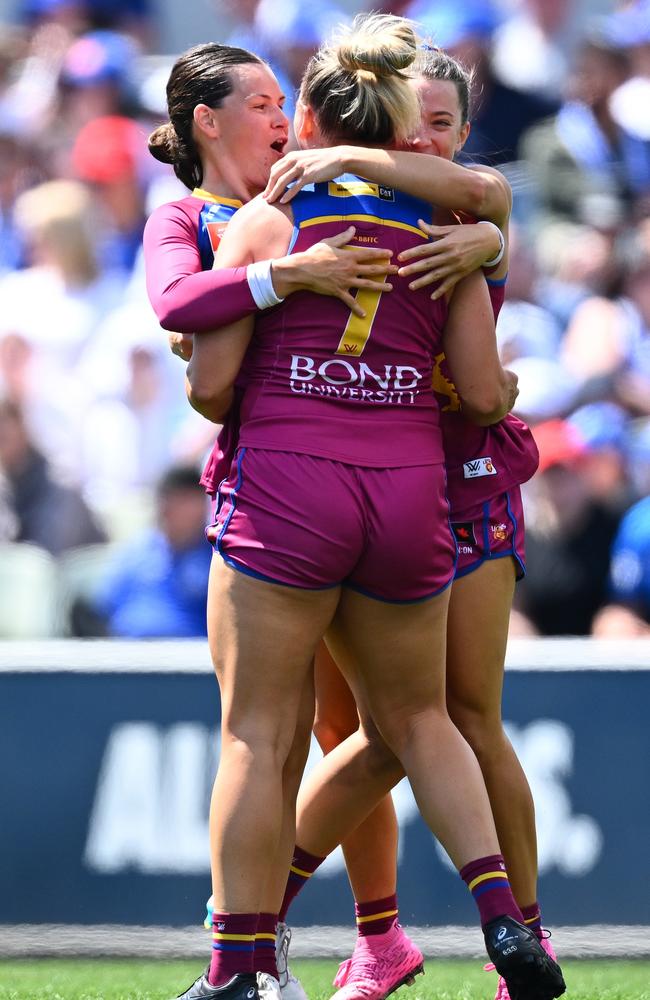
[0,958,648,1000]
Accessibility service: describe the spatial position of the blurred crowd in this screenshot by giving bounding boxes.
[0,0,649,639]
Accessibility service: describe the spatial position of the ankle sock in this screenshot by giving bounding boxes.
[521,901,543,940]
[279,845,325,922]
[355,893,399,937]
[209,911,258,987]
[460,854,523,928]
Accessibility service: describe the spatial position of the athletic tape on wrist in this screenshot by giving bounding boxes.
[477,220,506,268]
[247,260,285,309]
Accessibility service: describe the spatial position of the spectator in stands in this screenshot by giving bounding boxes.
[513,419,622,635]
[491,0,580,100]
[521,34,650,223]
[92,465,211,638]
[72,114,147,273]
[0,180,125,370]
[592,494,650,637]
[0,395,106,555]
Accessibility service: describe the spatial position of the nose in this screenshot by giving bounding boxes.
[274,106,289,129]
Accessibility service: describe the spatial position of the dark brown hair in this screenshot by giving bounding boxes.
[148,43,262,189]
[415,46,473,125]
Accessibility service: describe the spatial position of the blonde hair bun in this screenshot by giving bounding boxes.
[337,13,418,78]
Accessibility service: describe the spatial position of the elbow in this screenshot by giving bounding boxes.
[461,383,509,426]
[186,372,232,424]
[467,173,492,217]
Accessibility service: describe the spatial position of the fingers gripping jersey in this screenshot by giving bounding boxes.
[237,175,448,468]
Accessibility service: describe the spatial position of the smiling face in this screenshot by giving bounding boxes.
[409,77,470,160]
[194,61,289,197]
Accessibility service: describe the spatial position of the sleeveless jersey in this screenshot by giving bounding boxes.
[435,279,539,510]
[236,175,448,468]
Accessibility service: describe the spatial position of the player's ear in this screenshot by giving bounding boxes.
[456,121,470,153]
[193,103,220,141]
[294,101,317,147]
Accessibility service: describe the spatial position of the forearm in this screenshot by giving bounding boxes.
[148,266,257,333]
[342,147,510,222]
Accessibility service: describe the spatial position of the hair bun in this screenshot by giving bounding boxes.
[337,13,418,78]
[148,121,180,165]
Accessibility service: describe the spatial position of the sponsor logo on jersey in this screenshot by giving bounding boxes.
[463,456,497,479]
[328,181,381,198]
[326,181,395,201]
[451,521,476,548]
[289,354,423,404]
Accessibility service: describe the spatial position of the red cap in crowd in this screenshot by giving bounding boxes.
[72,115,141,184]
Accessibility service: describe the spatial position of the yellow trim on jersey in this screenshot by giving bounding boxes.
[255,932,277,941]
[468,871,509,893]
[212,932,257,941]
[356,909,399,924]
[289,864,313,878]
[192,187,243,208]
[300,214,427,240]
[524,916,539,924]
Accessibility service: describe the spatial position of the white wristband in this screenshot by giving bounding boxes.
[477,220,505,268]
[246,259,285,310]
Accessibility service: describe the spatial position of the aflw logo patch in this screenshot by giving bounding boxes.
[463,457,497,479]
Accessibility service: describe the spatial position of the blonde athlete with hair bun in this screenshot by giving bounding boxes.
[254,45,556,1000]
[175,13,564,1000]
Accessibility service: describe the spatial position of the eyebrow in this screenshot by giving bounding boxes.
[245,92,286,102]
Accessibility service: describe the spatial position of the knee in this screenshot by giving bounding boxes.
[221,713,297,773]
[312,714,357,754]
[375,702,448,759]
[447,699,505,764]
[358,726,402,782]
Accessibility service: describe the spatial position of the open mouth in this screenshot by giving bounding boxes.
[270,137,287,155]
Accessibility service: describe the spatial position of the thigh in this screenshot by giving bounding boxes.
[327,587,451,730]
[209,447,364,590]
[313,641,360,748]
[207,556,340,738]
[446,556,516,722]
[350,463,456,602]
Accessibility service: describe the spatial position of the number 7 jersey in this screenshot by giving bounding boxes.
[237,175,448,468]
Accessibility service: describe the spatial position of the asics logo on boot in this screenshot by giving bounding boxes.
[247,990,256,998]
[497,927,507,941]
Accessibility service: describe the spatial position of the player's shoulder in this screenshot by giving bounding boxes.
[145,195,201,234]
[220,193,291,243]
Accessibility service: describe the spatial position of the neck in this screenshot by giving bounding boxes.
[200,160,259,204]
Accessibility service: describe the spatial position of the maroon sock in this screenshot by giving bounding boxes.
[521,901,543,940]
[459,854,524,929]
[208,911,258,987]
[279,845,325,922]
[255,912,278,977]
[355,894,399,937]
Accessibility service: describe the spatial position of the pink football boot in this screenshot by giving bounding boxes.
[330,923,424,1000]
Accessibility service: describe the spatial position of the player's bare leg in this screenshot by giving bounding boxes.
[313,644,400,903]
[203,558,339,992]
[446,558,537,907]
[446,558,556,999]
